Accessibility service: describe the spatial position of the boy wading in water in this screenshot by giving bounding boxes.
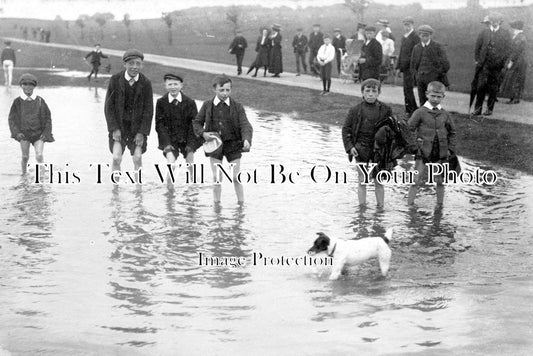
[8,73,54,174]
[104,49,153,176]
[407,81,457,207]
[193,75,253,203]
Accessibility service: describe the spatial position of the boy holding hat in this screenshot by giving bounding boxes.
[104,49,153,174]
[9,73,54,174]
[342,78,393,207]
[193,75,253,203]
[410,25,450,107]
[1,41,16,87]
[155,73,201,171]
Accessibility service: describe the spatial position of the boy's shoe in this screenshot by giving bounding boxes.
[483,110,493,116]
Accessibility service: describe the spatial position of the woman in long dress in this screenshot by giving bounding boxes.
[501,20,528,104]
[247,27,271,77]
[268,24,283,77]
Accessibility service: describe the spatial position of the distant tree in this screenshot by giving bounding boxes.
[162,12,174,45]
[344,0,370,23]
[226,5,241,36]
[75,15,89,40]
[92,12,114,40]
[123,13,132,42]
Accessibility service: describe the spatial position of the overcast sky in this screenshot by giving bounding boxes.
[0,0,530,20]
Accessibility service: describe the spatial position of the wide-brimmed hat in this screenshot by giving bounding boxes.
[203,133,223,154]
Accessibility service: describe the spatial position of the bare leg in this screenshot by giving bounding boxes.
[209,157,223,203]
[375,180,384,208]
[436,175,444,206]
[112,141,123,172]
[230,158,244,203]
[33,139,44,164]
[408,160,425,205]
[357,165,367,207]
[20,140,31,174]
[132,146,143,183]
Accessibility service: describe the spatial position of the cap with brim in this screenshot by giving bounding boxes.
[203,134,223,154]
[377,19,390,26]
[488,11,503,23]
[361,78,381,91]
[122,48,144,62]
[481,15,490,24]
[19,73,37,86]
[510,20,524,30]
[417,25,434,34]
[164,73,183,82]
[357,23,367,30]
[365,26,376,32]
[402,16,414,24]
[272,24,281,31]
[323,33,331,39]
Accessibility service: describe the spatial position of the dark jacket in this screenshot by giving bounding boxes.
[269,33,283,74]
[309,31,324,53]
[332,35,347,55]
[341,100,392,157]
[292,34,308,53]
[397,30,420,72]
[1,47,16,65]
[360,38,383,80]
[410,40,450,84]
[475,27,510,70]
[9,96,54,142]
[193,97,253,145]
[155,93,201,151]
[229,35,248,54]
[408,106,456,160]
[85,50,108,65]
[255,35,271,67]
[104,70,153,136]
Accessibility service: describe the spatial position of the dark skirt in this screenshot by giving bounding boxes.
[501,60,527,99]
[269,47,283,74]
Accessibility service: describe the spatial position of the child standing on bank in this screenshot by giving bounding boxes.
[193,75,253,204]
[8,73,54,174]
[342,78,392,207]
[407,81,456,207]
[316,34,335,95]
[155,73,202,169]
[104,49,153,173]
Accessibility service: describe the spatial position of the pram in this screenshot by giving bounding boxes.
[340,38,363,83]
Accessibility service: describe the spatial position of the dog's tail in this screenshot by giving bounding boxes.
[382,228,394,245]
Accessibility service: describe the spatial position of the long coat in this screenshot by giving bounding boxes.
[359,38,382,80]
[397,31,420,73]
[268,33,283,74]
[410,41,450,86]
[254,35,271,67]
[104,70,153,137]
[501,32,528,99]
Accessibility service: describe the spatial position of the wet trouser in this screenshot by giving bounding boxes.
[402,69,417,115]
[295,51,307,73]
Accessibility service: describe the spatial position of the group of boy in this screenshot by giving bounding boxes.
[9,49,254,204]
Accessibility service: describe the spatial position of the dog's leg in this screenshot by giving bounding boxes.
[378,248,392,276]
[329,260,344,280]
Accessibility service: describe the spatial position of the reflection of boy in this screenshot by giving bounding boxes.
[155,73,201,167]
[342,79,392,207]
[104,49,153,172]
[407,81,456,207]
[8,73,54,174]
[193,75,253,203]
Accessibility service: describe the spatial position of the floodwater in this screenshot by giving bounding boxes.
[1,86,532,355]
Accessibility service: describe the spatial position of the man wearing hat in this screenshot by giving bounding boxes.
[309,24,324,75]
[332,28,347,75]
[396,16,420,116]
[410,25,450,106]
[376,19,395,44]
[228,29,248,75]
[501,20,527,104]
[292,27,308,76]
[269,24,283,77]
[472,12,511,115]
[104,49,153,174]
[155,73,202,170]
[84,43,108,81]
[1,41,16,87]
[358,26,382,81]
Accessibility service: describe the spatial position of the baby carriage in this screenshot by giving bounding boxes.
[340,38,363,83]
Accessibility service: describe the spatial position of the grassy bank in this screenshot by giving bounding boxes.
[10,43,533,175]
[0,4,532,99]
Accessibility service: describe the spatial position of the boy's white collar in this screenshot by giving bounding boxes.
[20,92,37,101]
[168,92,182,103]
[213,96,230,106]
[424,101,442,110]
[124,71,139,82]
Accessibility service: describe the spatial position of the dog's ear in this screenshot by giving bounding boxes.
[316,232,329,238]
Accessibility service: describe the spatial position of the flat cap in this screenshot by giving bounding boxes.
[19,73,38,86]
[417,24,434,34]
[360,78,381,91]
[122,48,144,62]
[488,11,503,22]
[333,28,341,32]
[4,40,12,45]
[510,20,524,30]
[402,16,414,24]
[164,73,183,82]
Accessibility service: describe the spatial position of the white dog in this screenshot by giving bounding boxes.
[307,228,394,280]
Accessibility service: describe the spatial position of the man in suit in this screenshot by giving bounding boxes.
[228,29,248,75]
[410,25,450,106]
[396,16,420,116]
[472,12,511,115]
[308,24,324,76]
[84,44,108,81]
[332,28,346,75]
[104,49,153,173]
[358,26,382,81]
[292,27,308,75]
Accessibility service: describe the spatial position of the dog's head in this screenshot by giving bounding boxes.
[308,232,331,255]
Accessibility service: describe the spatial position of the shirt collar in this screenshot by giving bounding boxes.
[513,30,523,39]
[20,92,37,101]
[490,25,500,32]
[424,101,442,110]
[422,39,431,47]
[213,96,230,106]
[124,71,139,82]
[404,29,414,38]
[168,92,182,103]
